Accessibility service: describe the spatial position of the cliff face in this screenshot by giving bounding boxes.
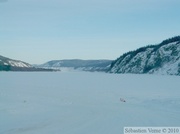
[109,36,180,75]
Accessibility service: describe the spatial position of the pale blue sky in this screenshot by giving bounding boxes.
[0,0,180,64]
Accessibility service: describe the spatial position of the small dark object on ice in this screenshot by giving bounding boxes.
[120,98,126,102]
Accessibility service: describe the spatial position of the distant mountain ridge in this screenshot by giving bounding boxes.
[109,36,180,75]
[2,36,180,75]
[0,55,54,71]
[38,59,112,72]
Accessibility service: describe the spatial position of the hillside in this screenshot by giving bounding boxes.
[38,59,112,72]
[0,55,54,71]
[109,36,180,75]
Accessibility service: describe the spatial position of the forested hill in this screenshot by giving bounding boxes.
[109,36,180,75]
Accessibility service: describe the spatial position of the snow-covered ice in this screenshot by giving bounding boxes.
[0,72,180,134]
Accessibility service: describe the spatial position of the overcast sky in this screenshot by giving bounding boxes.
[0,0,180,64]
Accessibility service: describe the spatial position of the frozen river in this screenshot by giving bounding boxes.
[0,72,180,134]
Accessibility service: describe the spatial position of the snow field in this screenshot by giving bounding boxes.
[0,72,180,134]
